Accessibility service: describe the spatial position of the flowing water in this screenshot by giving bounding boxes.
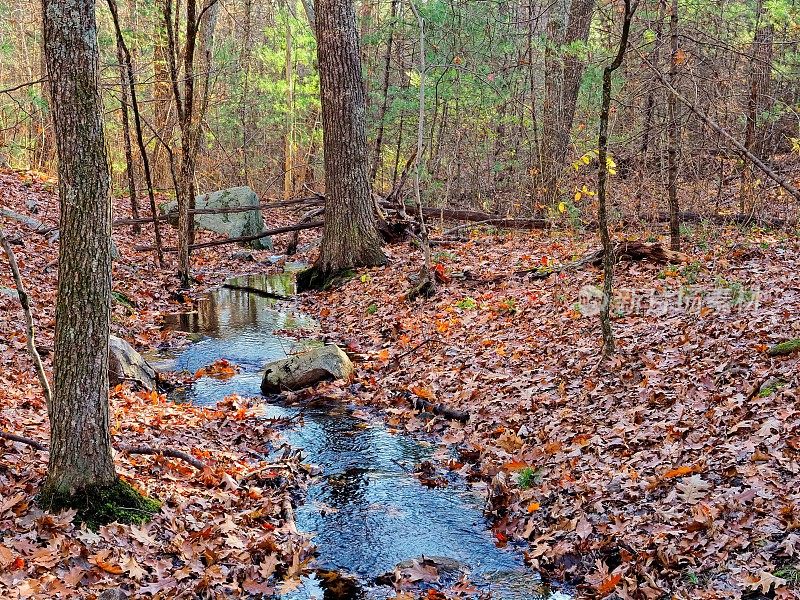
[153,272,569,600]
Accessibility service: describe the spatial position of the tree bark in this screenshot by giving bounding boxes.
[666,0,680,251]
[540,0,595,205]
[740,0,774,212]
[369,0,399,184]
[41,0,116,495]
[312,0,387,277]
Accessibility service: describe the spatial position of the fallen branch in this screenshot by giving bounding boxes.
[0,433,208,471]
[392,204,548,230]
[116,445,206,470]
[112,195,325,227]
[0,225,53,405]
[401,392,470,423]
[1,207,58,238]
[134,220,324,252]
[0,431,46,450]
[516,240,687,278]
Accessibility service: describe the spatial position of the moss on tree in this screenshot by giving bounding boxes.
[767,339,800,357]
[38,477,160,529]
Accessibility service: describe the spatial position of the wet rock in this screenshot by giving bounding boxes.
[109,335,157,391]
[162,186,273,250]
[261,345,353,393]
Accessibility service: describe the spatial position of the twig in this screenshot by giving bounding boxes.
[0,226,53,405]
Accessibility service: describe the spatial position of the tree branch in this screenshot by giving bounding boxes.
[0,226,53,405]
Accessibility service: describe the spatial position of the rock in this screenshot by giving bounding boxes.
[109,335,157,391]
[97,589,126,600]
[261,345,353,393]
[162,186,272,250]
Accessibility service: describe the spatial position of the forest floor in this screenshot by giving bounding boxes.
[1,167,799,599]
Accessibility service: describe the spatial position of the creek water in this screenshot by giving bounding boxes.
[153,271,568,600]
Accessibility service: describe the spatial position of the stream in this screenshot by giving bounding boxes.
[152,270,569,600]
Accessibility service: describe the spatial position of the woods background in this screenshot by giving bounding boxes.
[2,0,798,224]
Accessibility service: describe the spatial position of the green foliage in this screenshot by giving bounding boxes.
[455,296,478,310]
[517,467,539,490]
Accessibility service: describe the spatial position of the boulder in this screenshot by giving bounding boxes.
[162,186,272,250]
[109,335,157,391]
[261,345,353,393]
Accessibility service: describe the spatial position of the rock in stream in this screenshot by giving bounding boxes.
[261,345,353,393]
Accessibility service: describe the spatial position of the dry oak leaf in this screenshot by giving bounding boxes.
[676,475,710,504]
[747,571,787,593]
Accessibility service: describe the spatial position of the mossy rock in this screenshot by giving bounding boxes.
[767,339,800,357]
[38,478,160,530]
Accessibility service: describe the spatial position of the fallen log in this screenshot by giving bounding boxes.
[134,220,324,252]
[391,204,548,230]
[516,240,688,278]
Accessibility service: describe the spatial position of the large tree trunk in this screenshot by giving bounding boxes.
[41,0,116,495]
[312,0,386,277]
[540,0,595,206]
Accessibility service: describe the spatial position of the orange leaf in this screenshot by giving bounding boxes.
[91,555,123,575]
[663,465,693,479]
[502,460,528,472]
[527,502,540,513]
[377,349,390,361]
[410,386,436,401]
[597,572,622,596]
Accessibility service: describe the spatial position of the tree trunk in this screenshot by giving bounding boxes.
[107,0,165,266]
[311,0,387,278]
[41,0,116,495]
[540,0,595,205]
[740,0,774,212]
[115,38,140,233]
[369,0,399,184]
[666,0,680,251]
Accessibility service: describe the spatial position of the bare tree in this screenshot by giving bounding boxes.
[597,0,638,356]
